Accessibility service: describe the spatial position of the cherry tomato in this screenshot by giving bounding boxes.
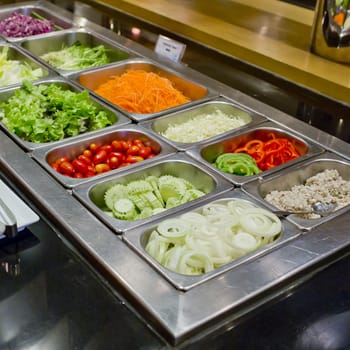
[59,161,74,175]
[89,143,99,153]
[126,145,140,156]
[138,146,153,159]
[109,151,125,163]
[119,162,131,168]
[87,165,96,174]
[78,155,93,166]
[55,156,70,165]
[86,171,96,177]
[100,145,113,154]
[93,150,107,164]
[82,149,93,158]
[108,156,119,169]
[73,172,84,178]
[111,140,123,152]
[120,140,132,152]
[50,162,59,171]
[132,139,144,147]
[126,155,144,163]
[95,163,110,173]
[72,159,88,174]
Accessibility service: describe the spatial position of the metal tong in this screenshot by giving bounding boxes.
[0,196,17,238]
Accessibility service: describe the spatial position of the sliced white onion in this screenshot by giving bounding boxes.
[205,212,239,228]
[157,218,190,238]
[228,199,257,216]
[240,208,281,238]
[202,203,230,216]
[177,250,214,275]
[180,212,208,226]
[163,246,184,271]
[145,198,282,275]
[145,231,169,263]
[230,231,260,252]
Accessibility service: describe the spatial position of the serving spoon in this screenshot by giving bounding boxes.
[273,201,337,217]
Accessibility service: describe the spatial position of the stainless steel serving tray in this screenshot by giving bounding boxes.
[19,28,136,76]
[0,77,131,151]
[124,189,301,291]
[32,124,177,188]
[138,97,266,151]
[0,43,54,90]
[0,1,75,42]
[1,5,350,346]
[69,57,218,122]
[73,153,233,233]
[186,120,325,186]
[242,151,350,230]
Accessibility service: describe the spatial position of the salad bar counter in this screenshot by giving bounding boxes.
[0,1,350,346]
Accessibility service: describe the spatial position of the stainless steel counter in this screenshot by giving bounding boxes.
[1,1,350,346]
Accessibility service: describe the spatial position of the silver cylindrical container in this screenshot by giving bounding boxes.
[311,0,350,63]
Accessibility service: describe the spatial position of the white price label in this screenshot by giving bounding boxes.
[154,35,186,62]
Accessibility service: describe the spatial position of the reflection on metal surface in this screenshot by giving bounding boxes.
[0,228,40,278]
[295,311,350,350]
[1,253,20,277]
[0,273,47,344]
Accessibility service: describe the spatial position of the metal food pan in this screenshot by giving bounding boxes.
[138,97,266,151]
[0,43,52,90]
[242,152,350,231]
[0,2,74,41]
[70,57,217,122]
[19,28,135,76]
[123,189,301,291]
[32,124,177,188]
[73,153,233,233]
[0,77,131,151]
[186,121,324,186]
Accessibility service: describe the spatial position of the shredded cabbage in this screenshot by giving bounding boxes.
[144,198,282,275]
[0,46,44,87]
[40,41,111,70]
[0,12,56,38]
[161,109,249,143]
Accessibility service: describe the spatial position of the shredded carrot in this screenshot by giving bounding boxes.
[94,69,191,114]
[333,12,345,27]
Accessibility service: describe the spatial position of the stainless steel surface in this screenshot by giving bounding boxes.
[139,97,266,151]
[186,120,324,186]
[0,2,350,346]
[311,0,350,63]
[0,1,75,42]
[19,28,135,76]
[124,189,301,291]
[273,201,337,217]
[71,57,218,122]
[32,124,176,188]
[73,153,232,233]
[0,43,52,90]
[0,77,131,151]
[242,152,350,230]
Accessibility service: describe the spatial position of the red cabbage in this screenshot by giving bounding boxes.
[0,12,56,38]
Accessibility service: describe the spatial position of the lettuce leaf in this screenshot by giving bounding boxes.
[0,80,113,143]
